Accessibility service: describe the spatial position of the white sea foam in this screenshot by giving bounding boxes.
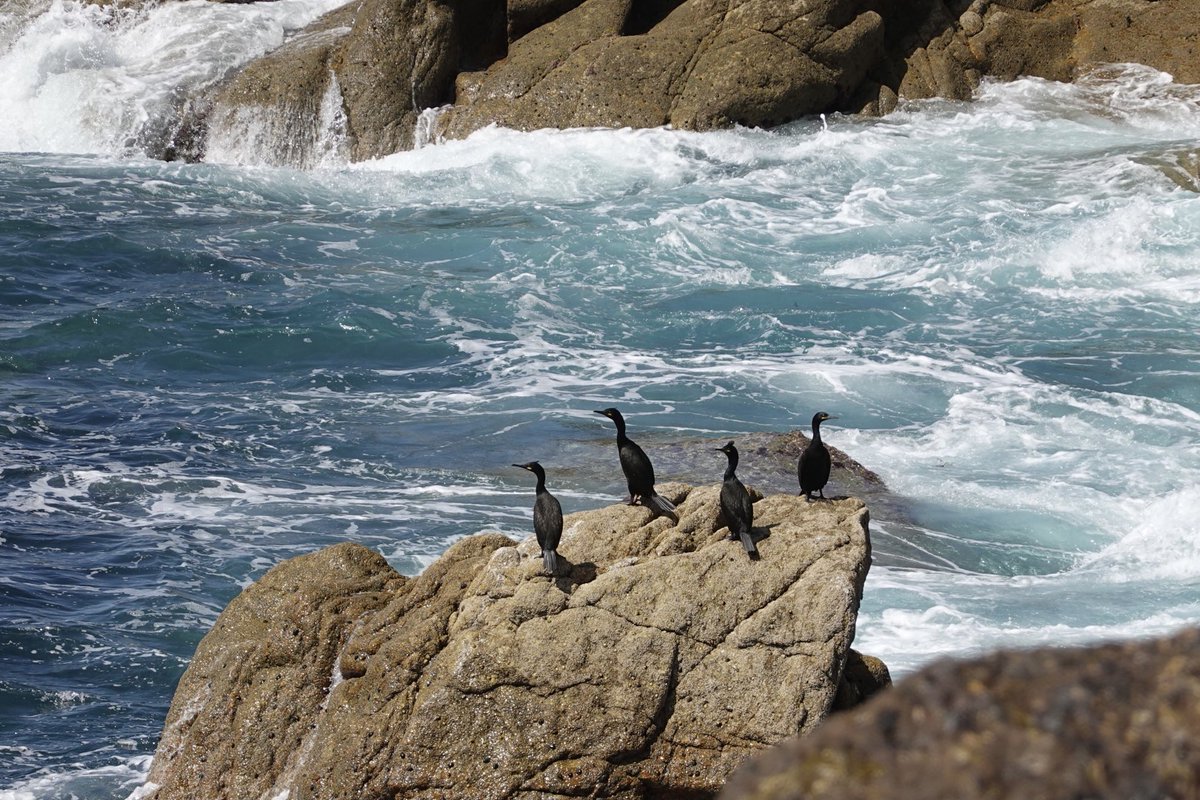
[0,755,150,800]
[0,0,348,156]
[1076,486,1200,582]
[351,124,720,204]
[857,560,1200,677]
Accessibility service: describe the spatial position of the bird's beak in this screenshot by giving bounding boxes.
[592,410,608,417]
[512,464,526,469]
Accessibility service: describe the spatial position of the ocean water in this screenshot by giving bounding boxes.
[3,1,1200,797]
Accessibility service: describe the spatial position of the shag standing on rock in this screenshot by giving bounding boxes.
[715,441,758,560]
[798,411,837,501]
[593,407,677,517]
[513,461,563,575]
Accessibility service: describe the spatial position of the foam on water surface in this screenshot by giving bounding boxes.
[0,756,151,800]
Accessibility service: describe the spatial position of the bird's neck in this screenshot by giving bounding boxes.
[534,474,547,493]
[724,452,738,480]
[811,423,823,445]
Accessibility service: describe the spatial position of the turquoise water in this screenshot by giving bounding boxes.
[3,2,1200,797]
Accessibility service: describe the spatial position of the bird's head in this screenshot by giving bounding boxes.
[513,461,547,483]
[812,411,837,426]
[593,407,623,424]
[713,441,737,456]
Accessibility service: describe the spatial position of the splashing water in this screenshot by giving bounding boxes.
[0,0,348,158]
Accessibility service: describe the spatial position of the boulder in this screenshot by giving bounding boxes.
[1070,0,1200,85]
[143,486,880,800]
[721,626,1200,800]
[330,0,505,158]
[437,0,888,137]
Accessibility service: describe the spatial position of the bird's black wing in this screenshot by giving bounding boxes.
[534,492,564,552]
[619,438,656,497]
[798,442,831,494]
[720,477,758,558]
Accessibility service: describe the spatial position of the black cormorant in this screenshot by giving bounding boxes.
[715,441,758,560]
[593,407,676,517]
[513,461,563,574]
[798,411,837,501]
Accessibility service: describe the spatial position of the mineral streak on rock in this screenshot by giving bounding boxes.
[144,487,883,800]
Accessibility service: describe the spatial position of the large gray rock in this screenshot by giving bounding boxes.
[721,626,1200,800]
[143,486,880,800]
[331,0,505,158]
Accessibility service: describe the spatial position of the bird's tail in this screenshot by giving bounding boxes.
[645,492,676,515]
[739,530,760,561]
[542,548,559,575]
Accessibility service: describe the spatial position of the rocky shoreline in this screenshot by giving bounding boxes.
[163,0,1200,165]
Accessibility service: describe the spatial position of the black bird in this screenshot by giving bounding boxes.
[715,441,758,560]
[513,461,563,574]
[593,407,676,517]
[798,411,838,501]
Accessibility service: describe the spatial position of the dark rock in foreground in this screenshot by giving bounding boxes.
[143,487,882,800]
[722,626,1200,800]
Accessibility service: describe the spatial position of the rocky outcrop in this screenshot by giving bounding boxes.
[437,0,887,137]
[895,0,1200,103]
[143,486,881,800]
[721,626,1200,800]
[189,0,1200,164]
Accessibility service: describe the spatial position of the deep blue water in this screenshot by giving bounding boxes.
[3,2,1200,797]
